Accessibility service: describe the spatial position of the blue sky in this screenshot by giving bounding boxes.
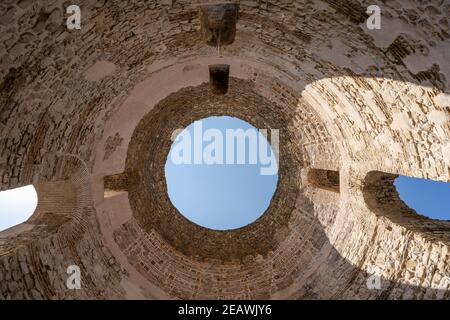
[394,176,450,221]
[0,185,37,231]
[165,116,278,230]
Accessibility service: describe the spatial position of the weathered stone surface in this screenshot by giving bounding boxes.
[0,0,449,300]
[209,64,230,94]
[199,3,239,47]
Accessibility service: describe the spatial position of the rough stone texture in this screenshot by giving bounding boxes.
[104,170,139,192]
[0,157,125,299]
[364,171,450,244]
[122,79,303,261]
[307,169,340,193]
[0,0,449,299]
[199,3,239,47]
[103,133,123,160]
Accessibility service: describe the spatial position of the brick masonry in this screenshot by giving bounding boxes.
[0,0,449,299]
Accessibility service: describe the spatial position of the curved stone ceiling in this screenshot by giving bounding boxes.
[0,0,449,299]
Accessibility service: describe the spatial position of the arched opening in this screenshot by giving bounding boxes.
[0,185,38,232]
[307,169,340,193]
[164,116,279,230]
[363,171,450,244]
[394,176,450,221]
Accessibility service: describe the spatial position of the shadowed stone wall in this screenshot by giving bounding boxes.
[0,0,449,299]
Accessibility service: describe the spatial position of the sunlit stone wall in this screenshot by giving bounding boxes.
[0,0,448,299]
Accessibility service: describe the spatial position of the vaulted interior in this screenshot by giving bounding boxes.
[0,0,449,299]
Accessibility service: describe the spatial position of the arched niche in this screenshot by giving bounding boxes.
[363,171,450,245]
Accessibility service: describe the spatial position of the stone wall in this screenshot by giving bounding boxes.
[307,169,340,193]
[0,0,449,299]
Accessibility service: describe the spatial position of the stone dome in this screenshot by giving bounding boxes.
[0,0,449,299]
